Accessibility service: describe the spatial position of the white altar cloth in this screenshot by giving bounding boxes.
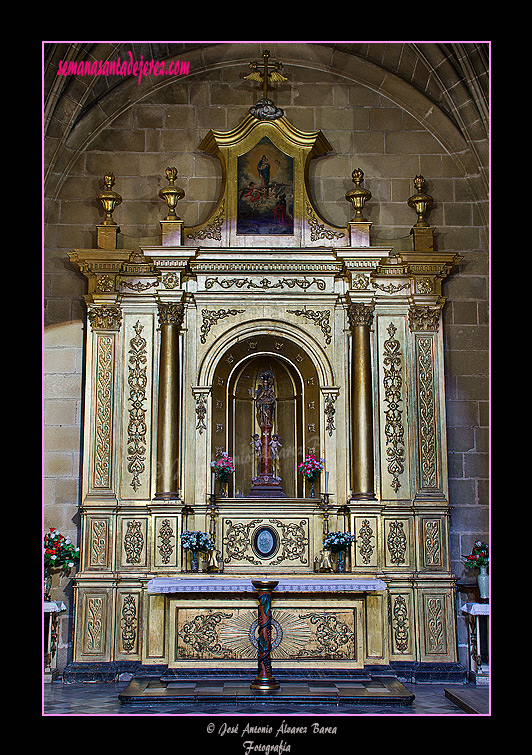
[44,600,67,613]
[461,602,489,616]
[147,576,387,594]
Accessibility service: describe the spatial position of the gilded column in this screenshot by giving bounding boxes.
[155,301,184,500]
[347,302,376,501]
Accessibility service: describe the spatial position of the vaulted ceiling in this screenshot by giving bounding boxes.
[43,42,489,202]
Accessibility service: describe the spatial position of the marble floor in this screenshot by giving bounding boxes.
[43,679,489,717]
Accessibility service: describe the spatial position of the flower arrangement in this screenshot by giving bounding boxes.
[463,541,489,569]
[323,531,355,553]
[210,452,235,480]
[180,530,215,553]
[44,527,80,577]
[297,454,324,480]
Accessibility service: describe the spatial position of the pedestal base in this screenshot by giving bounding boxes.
[250,675,281,691]
[248,475,287,498]
[118,673,415,706]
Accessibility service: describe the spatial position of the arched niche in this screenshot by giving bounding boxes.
[209,332,322,499]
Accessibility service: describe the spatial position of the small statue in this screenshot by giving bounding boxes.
[318,549,333,573]
[250,433,262,456]
[269,434,282,458]
[254,370,276,428]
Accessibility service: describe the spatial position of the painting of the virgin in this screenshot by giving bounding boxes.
[237,136,294,235]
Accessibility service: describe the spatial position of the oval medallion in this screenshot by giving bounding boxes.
[252,525,279,559]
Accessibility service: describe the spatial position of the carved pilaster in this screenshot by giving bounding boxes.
[87,305,122,499]
[382,323,406,494]
[409,306,446,500]
[347,301,376,500]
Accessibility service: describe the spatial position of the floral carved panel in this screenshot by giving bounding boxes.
[174,607,356,661]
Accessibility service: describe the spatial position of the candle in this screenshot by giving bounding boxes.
[325,471,329,493]
[211,471,215,495]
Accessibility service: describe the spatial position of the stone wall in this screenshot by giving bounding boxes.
[43,44,489,671]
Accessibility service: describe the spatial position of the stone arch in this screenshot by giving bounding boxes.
[198,319,336,499]
[198,317,335,389]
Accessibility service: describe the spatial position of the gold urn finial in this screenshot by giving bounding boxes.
[97,172,122,225]
[408,175,434,228]
[345,169,372,221]
[159,167,185,221]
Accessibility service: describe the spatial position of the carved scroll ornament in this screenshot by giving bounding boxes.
[382,323,405,492]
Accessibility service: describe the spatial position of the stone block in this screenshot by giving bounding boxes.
[447,427,475,453]
[44,373,83,401]
[44,347,77,374]
[370,107,403,131]
[44,452,74,477]
[463,453,489,479]
[45,399,78,427]
[44,425,81,453]
[54,478,80,505]
[445,401,479,428]
[385,130,442,155]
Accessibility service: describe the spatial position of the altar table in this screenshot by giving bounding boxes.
[147,576,387,593]
[44,600,66,683]
[461,602,489,686]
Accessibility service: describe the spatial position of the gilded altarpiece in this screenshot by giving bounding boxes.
[67,96,462,680]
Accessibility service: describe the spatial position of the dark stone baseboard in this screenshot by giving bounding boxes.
[390,661,467,684]
[62,660,466,685]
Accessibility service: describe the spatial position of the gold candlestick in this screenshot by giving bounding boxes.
[205,493,221,572]
[316,493,334,572]
[180,504,195,573]
[337,503,352,572]
[338,503,351,532]
[319,492,334,535]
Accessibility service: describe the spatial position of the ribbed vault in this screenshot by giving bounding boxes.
[43,42,489,202]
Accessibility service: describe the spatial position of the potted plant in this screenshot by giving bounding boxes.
[44,528,80,600]
[323,531,356,572]
[210,452,235,497]
[298,454,324,498]
[462,540,489,600]
[180,530,215,572]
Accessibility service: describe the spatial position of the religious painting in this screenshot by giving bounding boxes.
[237,136,294,235]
